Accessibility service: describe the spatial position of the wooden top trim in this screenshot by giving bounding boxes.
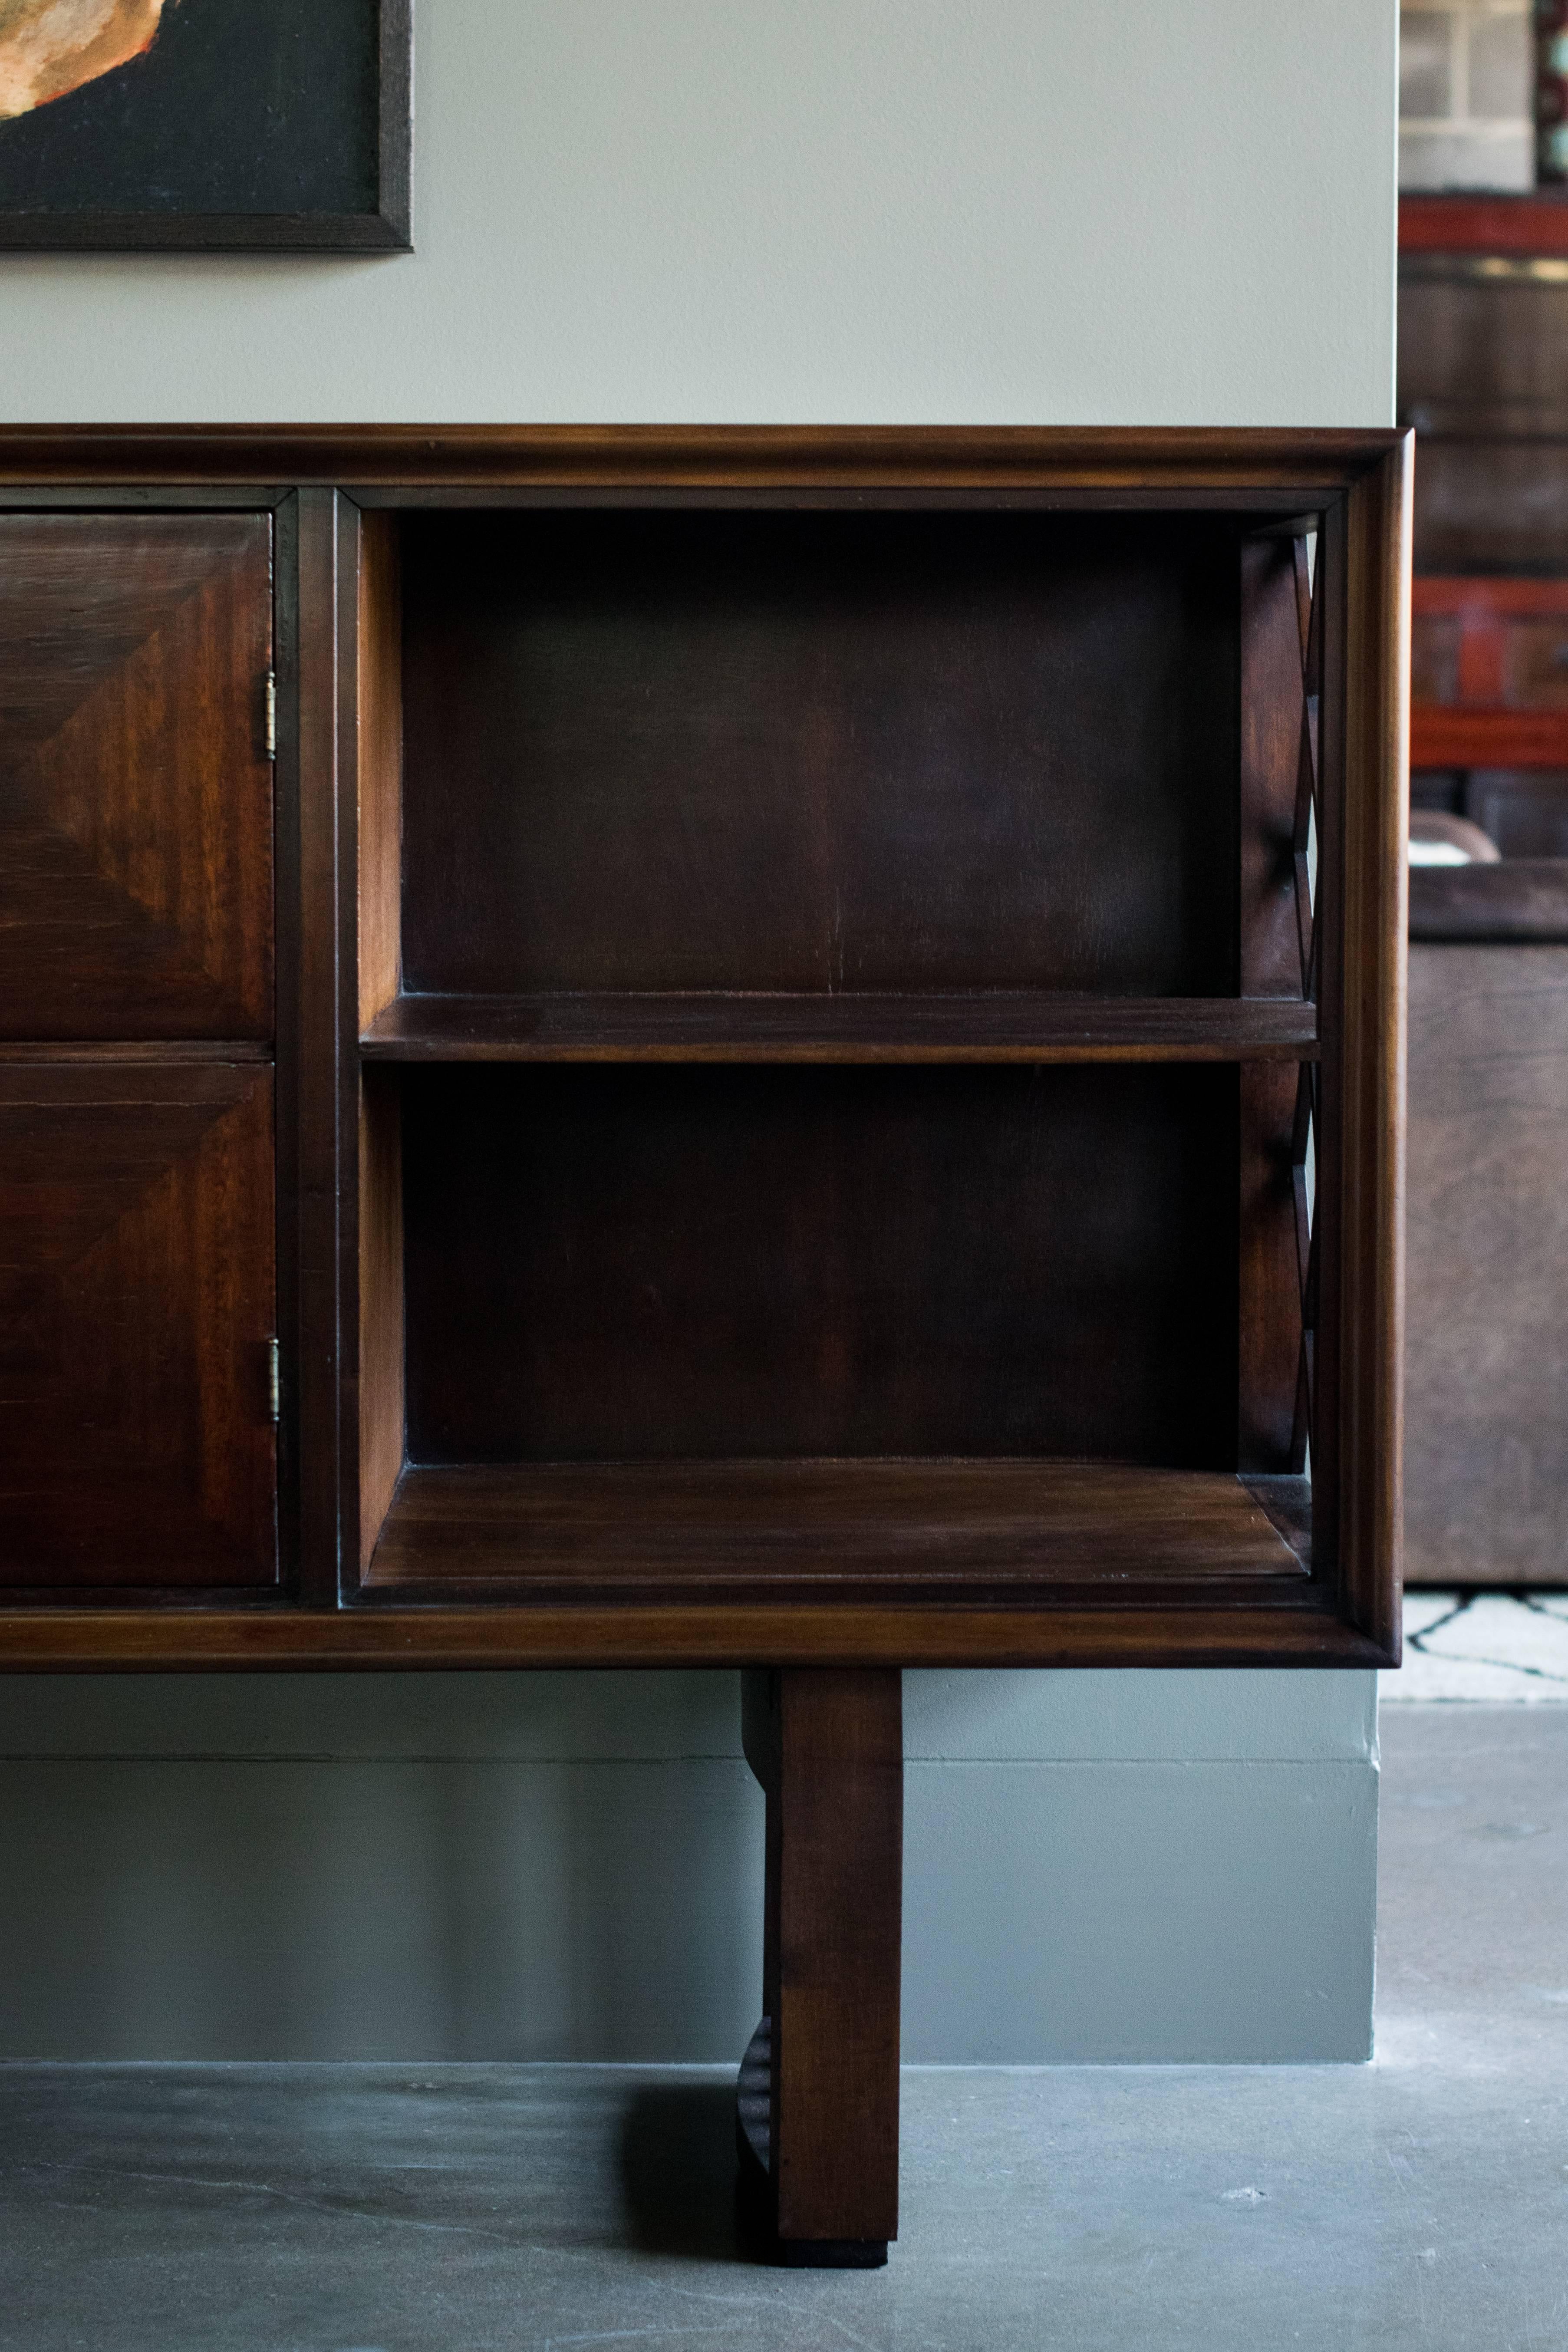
[0,424,1407,492]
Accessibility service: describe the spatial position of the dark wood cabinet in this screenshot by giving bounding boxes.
[0,428,1409,2260]
[0,431,1407,1663]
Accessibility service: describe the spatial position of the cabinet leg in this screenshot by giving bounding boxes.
[738,1667,903,2266]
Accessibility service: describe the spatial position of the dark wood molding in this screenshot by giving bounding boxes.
[291,490,347,1608]
[0,1594,1393,1671]
[0,425,1405,492]
[1334,443,1410,1660]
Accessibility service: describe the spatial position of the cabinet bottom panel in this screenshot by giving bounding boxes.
[363,1458,1311,1605]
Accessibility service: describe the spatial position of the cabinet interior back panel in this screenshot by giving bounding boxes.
[401,1063,1240,1469]
[399,511,1241,997]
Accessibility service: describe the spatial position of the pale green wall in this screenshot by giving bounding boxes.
[0,0,1397,2060]
[0,0,1395,425]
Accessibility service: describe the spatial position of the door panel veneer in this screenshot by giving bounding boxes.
[0,1064,277,1590]
[0,514,274,1039]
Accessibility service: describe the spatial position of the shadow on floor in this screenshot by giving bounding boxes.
[618,2077,766,2261]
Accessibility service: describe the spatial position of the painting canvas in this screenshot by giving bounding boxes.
[0,0,409,247]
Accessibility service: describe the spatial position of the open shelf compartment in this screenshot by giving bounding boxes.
[353,1051,1318,1604]
[350,492,1332,1616]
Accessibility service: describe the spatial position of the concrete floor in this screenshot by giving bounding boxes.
[2,1705,1564,2352]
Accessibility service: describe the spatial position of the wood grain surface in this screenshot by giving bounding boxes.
[770,1670,902,2254]
[0,1595,1390,1671]
[1238,530,1314,1473]
[0,1062,277,1590]
[0,513,273,1039]
[362,992,1319,1062]
[0,424,1409,491]
[1333,445,1410,1657]
[363,1459,1308,1602]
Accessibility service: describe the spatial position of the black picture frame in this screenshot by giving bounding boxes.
[0,0,411,251]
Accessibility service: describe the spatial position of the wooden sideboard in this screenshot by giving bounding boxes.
[0,426,1409,2260]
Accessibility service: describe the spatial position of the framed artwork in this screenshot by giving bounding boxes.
[0,0,410,249]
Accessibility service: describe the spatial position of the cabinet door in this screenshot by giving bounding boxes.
[0,514,273,1039]
[0,1065,277,1591]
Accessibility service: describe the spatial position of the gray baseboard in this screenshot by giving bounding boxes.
[0,1670,1376,2064]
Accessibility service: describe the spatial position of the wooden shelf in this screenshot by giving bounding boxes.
[364,1459,1312,1599]
[361,994,1320,1064]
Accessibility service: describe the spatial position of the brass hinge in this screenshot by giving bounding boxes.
[264,671,277,760]
[267,1337,281,1424]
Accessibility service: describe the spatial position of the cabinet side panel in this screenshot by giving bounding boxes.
[357,513,402,1031]
[358,1067,404,1573]
[1338,447,1410,1656]
[1238,535,1311,1472]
